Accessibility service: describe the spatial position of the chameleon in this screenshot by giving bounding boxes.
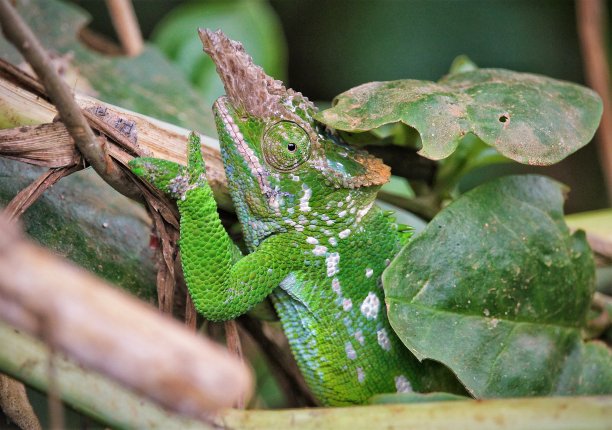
[130,30,453,406]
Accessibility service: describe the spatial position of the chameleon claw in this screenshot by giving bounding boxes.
[397,224,414,232]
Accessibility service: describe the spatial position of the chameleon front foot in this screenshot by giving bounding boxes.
[129,132,207,200]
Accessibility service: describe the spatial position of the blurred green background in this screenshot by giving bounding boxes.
[70,0,610,213]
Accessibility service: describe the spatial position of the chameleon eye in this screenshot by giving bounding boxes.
[263,121,311,171]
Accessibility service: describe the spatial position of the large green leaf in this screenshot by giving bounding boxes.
[383,175,612,398]
[316,70,602,165]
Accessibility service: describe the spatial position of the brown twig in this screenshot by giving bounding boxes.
[239,315,319,407]
[185,294,198,331]
[0,374,42,430]
[225,320,245,409]
[0,0,140,200]
[0,122,79,167]
[131,179,180,316]
[576,0,612,203]
[105,0,143,57]
[3,163,83,220]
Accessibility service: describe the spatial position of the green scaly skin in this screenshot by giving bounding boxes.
[130,30,435,406]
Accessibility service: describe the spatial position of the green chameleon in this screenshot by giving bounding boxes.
[130,30,452,406]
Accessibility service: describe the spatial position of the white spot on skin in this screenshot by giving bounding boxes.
[306,237,318,245]
[337,201,344,208]
[291,174,300,182]
[338,210,347,217]
[395,375,413,393]
[345,342,357,360]
[356,201,375,223]
[342,298,352,311]
[377,328,392,351]
[339,229,351,239]
[287,208,294,214]
[300,183,312,212]
[328,237,338,247]
[365,268,374,278]
[357,367,365,383]
[326,220,335,226]
[295,225,304,232]
[332,278,341,295]
[360,292,380,320]
[326,252,340,277]
[313,245,327,256]
[354,330,365,345]
[321,214,330,221]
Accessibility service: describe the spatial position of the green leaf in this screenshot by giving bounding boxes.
[383,175,612,397]
[448,55,479,75]
[435,133,511,198]
[152,0,286,107]
[316,69,602,165]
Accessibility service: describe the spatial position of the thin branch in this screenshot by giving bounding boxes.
[576,0,612,203]
[0,374,42,430]
[3,163,82,220]
[224,320,245,409]
[239,315,319,407]
[105,0,143,57]
[0,0,140,200]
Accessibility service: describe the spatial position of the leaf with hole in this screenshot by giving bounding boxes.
[316,69,602,166]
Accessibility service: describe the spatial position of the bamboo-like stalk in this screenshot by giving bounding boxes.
[2,320,611,430]
[219,397,612,430]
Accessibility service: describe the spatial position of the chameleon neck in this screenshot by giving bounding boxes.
[269,207,421,405]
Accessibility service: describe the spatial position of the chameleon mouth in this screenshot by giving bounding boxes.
[213,97,274,199]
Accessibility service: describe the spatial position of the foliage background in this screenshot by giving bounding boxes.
[71,0,610,212]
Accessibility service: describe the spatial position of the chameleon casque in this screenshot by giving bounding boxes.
[130,30,448,406]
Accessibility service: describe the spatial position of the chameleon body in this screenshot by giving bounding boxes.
[130,30,435,405]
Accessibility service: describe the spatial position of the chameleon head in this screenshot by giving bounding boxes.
[200,29,391,247]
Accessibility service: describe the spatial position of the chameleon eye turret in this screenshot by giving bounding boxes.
[263,121,311,172]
